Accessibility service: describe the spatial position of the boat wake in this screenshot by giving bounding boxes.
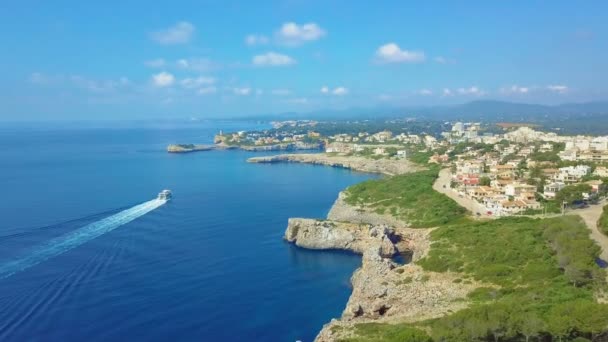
[0,198,166,280]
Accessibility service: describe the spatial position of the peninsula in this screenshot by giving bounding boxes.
[241,120,608,341]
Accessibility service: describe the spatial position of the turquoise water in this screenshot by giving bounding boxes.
[0,121,373,341]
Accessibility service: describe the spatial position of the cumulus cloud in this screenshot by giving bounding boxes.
[276,22,326,46]
[547,85,568,94]
[320,86,348,95]
[180,76,216,89]
[152,71,175,87]
[145,58,166,68]
[375,43,425,63]
[457,86,485,96]
[332,87,349,95]
[252,52,296,67]
[150,21,195,45]
[245,34,269,46]
[501,85,530,94]
[233,87,251,95]
[176,58,217,72]
[442,88,453,96]
[418,88,433,95]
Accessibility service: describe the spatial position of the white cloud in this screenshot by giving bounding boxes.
[180,76,216,89]
[152,71,175,87]
[442,88,453,96]
[150,21,195,45]
[418,88,433,95]
[320,86,348,95]
[501,85,530,94]
[245,34,269,46]
[332,87,349,96]
[457,86,485,96]
[271,89,291,96]
[375,43,425,63]
[434,57,447,64]
[276,22,326,46]
[286,97,309,104]
[547,85,568,94]
[198,86,217,95]
[70,75,130,92]
[145,58,166,68]
[233,87,251,95]
[176,58,216,72]
[252,52,296,67]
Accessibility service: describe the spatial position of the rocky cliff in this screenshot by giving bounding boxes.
[248,153,421,176]
[284,218,478,342]
[285,219,397,257]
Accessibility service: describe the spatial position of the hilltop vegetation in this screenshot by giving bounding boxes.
[344,168,467,227]
[342,216,608,341]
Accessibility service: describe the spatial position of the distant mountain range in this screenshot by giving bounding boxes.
[256,100,608,123]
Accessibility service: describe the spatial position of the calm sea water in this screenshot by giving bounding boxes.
[0,121,373,342]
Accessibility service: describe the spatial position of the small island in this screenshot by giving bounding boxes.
[167,144,215,153]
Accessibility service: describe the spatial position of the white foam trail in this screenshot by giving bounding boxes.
[0,199,166,280]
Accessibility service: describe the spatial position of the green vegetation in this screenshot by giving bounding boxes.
[598,204,608,236]
[555,184,593,205]
[407,147,435,164]
[344,168,467,227]
[339,323,432,342]
[344,216,608,341]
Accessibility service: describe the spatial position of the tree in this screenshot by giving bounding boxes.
[517,312,546,342]
[480,176,491,186]
[555,184,592,205]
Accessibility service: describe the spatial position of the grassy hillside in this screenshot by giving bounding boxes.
[344,168,467,227]
[342,216,608,341]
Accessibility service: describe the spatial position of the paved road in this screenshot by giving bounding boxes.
[570,203,608,262]
[433,168,490,219]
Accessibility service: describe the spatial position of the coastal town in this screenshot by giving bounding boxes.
[209,119,608,218]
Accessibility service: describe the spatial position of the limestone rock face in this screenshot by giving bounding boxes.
[286,221,476,342]
[284,218,397,257]
[248,153,421,176]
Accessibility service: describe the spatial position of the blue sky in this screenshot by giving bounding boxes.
[1,0,607,120]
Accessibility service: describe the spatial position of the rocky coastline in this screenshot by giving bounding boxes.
[248,153,422,176]
[285,202,478,341]
[167,142,322,153]
[167,144,216,153]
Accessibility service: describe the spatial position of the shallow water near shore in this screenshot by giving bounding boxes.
[0,121,374,341]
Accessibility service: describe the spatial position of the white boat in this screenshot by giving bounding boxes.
[158,189,172,201]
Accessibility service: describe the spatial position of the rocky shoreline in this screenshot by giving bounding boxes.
[167,142,322,153]
[249,152,475,340]
[284,215,478,341]
[248,153,422,176]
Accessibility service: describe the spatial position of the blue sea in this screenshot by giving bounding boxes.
[0,121,374,342]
